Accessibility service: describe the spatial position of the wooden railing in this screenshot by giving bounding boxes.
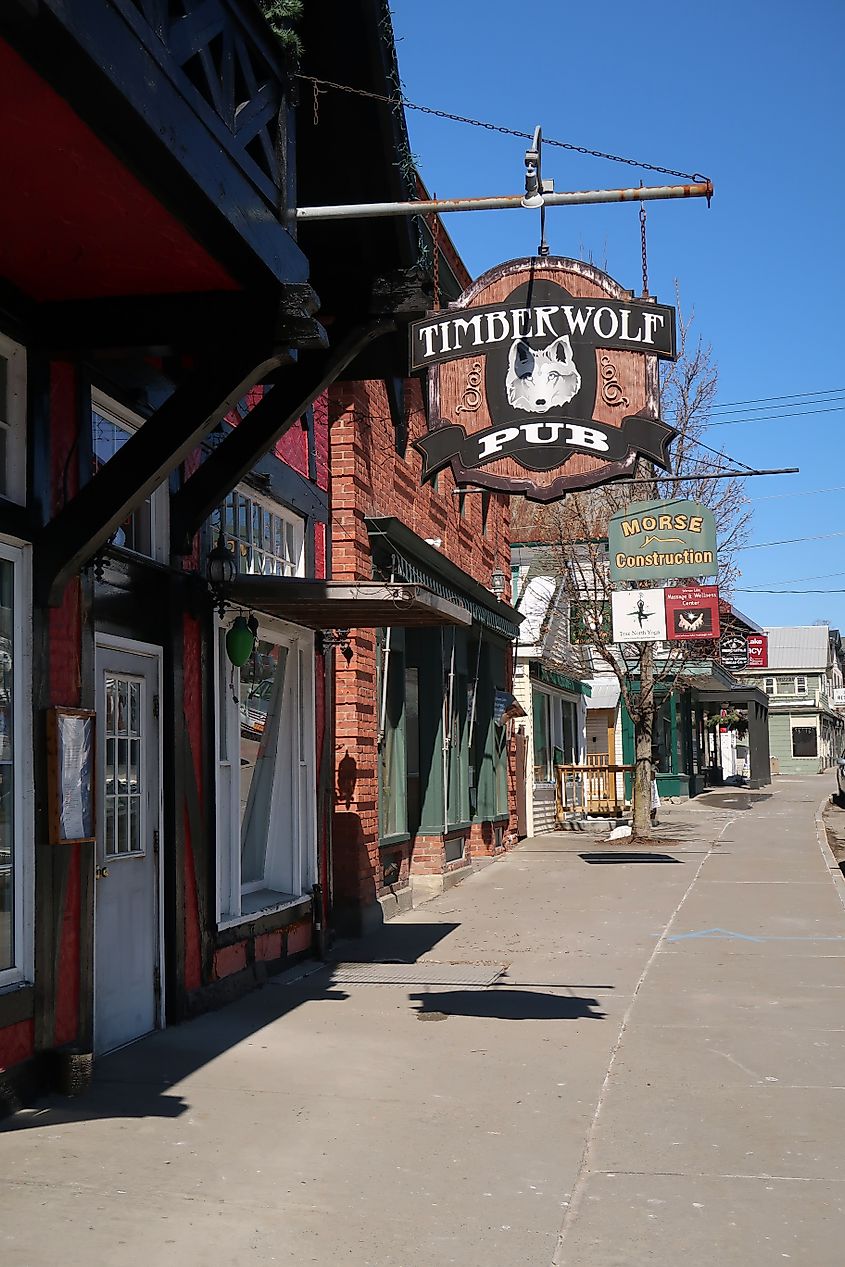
[554,757,632,820]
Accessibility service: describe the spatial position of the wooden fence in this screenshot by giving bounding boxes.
[554,756,633,820]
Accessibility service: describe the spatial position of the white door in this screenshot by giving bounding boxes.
[94,643,162,1055]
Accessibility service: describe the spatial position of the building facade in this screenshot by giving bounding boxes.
[329,375,521,932]
[0,0,447,1107]
[511,555,589,834]
[739,626,845,774]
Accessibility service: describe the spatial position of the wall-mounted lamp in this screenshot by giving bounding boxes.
[206,530,236,616]
[490,567,506,598]
[318,628,354,663]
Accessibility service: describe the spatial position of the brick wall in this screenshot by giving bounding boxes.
[329,376,515,918]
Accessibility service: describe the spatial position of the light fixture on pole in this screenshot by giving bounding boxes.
[520,125,554,210]
[206,529,236,617]
[490,567,506,598]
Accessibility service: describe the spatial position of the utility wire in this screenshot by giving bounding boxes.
[704,404,845,430]
[734,587,845,594]
[664,386,845,417]
[738,530,845,551]
[752,485,845,502]
[297,74,707,182]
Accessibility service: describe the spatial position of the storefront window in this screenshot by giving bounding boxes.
[0,558,15,972]
[562,699,579,764]
[792,726,818,758]
[533,691,551,782]
[0,333,26,505]
[379,634,406,840]
[652,698,674,774]
[216,624,315,924]
[0,544,30,985]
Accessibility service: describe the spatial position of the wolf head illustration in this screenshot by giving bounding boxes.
[505,335,581,414]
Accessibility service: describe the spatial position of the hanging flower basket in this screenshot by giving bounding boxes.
[705,709,747,738]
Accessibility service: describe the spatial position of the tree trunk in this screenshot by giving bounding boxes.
[632,642,655,837]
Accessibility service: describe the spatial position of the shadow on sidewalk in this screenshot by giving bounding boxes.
[410,989,606,1022]
[2,922,460,1132]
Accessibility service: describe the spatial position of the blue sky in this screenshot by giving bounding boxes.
[390,0,845,632]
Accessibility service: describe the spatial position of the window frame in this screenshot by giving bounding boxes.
[0,331,27,507]
[214,611,316,929]
[0,539,33,990]
[795,675,808,695]
[91,390,169,564]
[216,486,305,578]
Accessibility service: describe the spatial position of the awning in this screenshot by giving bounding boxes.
[530,664,592,697]
[586,679,621,710]
[228,578,471,629]
[366,516,523,640]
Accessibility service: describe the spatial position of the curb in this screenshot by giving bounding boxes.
[814,794,845,914]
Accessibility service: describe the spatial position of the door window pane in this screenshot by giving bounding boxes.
[532,692,551,782]
[104,673,144,857]
[0,559,14,971]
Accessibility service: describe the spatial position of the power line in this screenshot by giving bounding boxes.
[734,587,845,594]
[740,570,845,586]
[664,386,845,417]
[752,485,845,502]
[296,74,707,182]
[703,404,845,430]
[738,530,845,551]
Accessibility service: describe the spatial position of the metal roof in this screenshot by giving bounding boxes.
[586,679,621,710]
[763,625,831,671]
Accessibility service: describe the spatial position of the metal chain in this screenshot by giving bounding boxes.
[295,74,709,183]
[312,80,320,127]
[639,199,649,297]
[430,204,441,310]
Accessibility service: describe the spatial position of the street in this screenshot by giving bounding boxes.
[3,776,845,1265]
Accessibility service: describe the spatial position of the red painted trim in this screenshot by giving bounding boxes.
[0,1020,34,1071]
[182,614,204,992]
[54,850,81,1046]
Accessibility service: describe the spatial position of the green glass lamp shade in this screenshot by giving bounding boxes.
[226,616,255,667]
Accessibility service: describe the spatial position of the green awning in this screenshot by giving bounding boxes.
[531,663,592,696]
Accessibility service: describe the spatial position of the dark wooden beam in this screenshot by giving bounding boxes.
[170,320,394,551]
[37,340,289,605]
[32,285,325,355]
[1,0,308,291]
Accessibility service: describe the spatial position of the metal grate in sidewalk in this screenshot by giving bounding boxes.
[330,962,504,987]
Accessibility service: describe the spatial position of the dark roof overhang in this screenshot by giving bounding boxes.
[228,578,471,629]
[366,516,523,641]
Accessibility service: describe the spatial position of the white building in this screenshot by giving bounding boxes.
[511,559,590,835]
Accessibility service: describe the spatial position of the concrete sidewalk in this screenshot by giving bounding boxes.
[3,778,845,1265]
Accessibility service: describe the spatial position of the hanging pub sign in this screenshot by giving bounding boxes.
[611,589,667,644]
[747,633,768,668]
[664,585,721,641]
[410,257,677,502]
[608,499,717,581]
[720,634,749,671]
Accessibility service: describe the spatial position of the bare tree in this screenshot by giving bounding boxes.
[515,296,750,837]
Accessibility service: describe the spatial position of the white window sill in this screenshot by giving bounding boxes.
[0,971,31,993]
[217,890,309,931]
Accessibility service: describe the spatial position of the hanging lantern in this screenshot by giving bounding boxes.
[226,615,255,667]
